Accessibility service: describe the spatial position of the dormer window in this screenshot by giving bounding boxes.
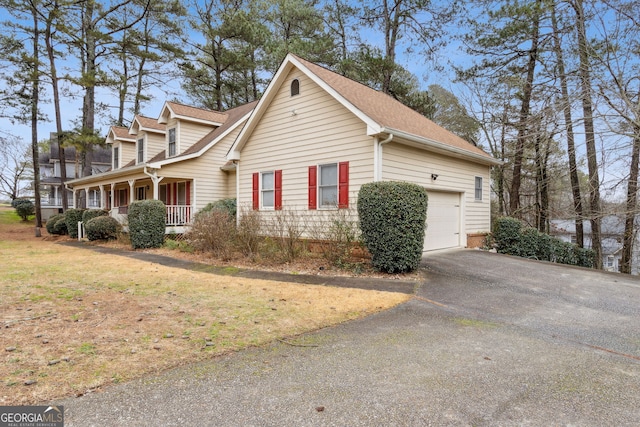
[291,79,300,96]
[137,138,144,163]
[113,146,119,169]
[168,128,176,157]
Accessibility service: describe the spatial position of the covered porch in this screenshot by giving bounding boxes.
[69,169,194,232]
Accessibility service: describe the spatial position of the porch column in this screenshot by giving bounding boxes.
[99,185,105,209]
[142,167,163,200]
[71,189,77,208]
[128,179,135,203]
[110,182,116,211]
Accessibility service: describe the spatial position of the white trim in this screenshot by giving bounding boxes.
[378,127,502,166]
[158,102,224,126]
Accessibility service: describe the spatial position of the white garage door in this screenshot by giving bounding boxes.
[423,191,461,252]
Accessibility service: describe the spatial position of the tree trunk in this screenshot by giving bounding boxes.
[551,0,584,246]
[30,6,42,230]
[621,128,640,274]
[45,1,68,211]
[573,0,602,269]
[509,0,541,216]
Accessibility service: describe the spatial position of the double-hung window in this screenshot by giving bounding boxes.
[475,176,483,201]
[137,138,144,163]
[168,128,176,157]
[308,162,349,209]
[261,172,274,209]
[252,170,282,210]
[113,146,119,169]
[319,164,338,208]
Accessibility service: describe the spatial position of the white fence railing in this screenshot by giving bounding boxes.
[165,205,193,226]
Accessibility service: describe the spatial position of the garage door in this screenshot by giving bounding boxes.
[423,191,461,252]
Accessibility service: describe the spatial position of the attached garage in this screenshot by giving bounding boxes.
[423,191,462,252]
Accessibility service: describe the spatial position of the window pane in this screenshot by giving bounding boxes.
[320,187,337,207]
[263,190,274,207]
[262,172,274,190]
[320,164,337,185]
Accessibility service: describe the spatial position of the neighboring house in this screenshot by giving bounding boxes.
[67,54,499,251]
[227,54,500,252]
[39,138,111,220]
[66,101,256,233]
[550,215,640,274]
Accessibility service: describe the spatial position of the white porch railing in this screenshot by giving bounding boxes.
[166,205,193,226]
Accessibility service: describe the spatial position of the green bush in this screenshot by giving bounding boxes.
[82,209,108,223]
[12,199,34,221]
[85,215,120,241]
[52,214,68,235]
[65,208,86,239]
[357,181,428,273]
[197,198,237,220]
[46,214,65,235]
[128,200,166,249]
[493,216,594,268]
[493,217,523,255]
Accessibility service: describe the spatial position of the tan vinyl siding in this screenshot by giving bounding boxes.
[119,142,136,167]
[382,141,492,233]
[145,132,165,161]
[238,68,374,216]
[167,117,217,155]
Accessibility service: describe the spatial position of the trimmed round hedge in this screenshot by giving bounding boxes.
[46,214,65,235]
[82,209,109,223]
[85,215,120,241]
[357,181,428,273]
[128,200,166,249]
[65,208,86,239]
[12,199,34,221]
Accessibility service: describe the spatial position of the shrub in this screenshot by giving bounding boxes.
[52,215,68,235]
[185,209,236,259]
[85,216,120,241]
[266,208,306,262]
[196,198,237,220]
[518,227,541,259]
[308,208,361,266]
[46,214,65,235]
[65,208,86,239]
[128,200,166,249]
[357,181,428,273]
[12,199,34,221]
[82,209,108,223]
[236,208,262,258]
[492,217,523,254]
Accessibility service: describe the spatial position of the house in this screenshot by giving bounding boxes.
[67,54,498,251]
[39,138,111,220]
[227,54,500,252]
[66,101,256,233]
[550,215,640,274]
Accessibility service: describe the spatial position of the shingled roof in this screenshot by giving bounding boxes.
[130,115,166,134]
[229,54,497,165]
[160,101,228,125]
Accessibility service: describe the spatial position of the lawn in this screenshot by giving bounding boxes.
[0,207,410,405]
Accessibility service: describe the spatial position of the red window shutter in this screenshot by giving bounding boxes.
[186,181,191,205]
[252,172,259,210]
[308,166,317,210]
[338,161,349,208]
[274,170,282,210]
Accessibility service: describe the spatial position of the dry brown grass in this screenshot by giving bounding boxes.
[0,207,410,405]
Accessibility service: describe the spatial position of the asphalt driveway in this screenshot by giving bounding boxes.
[58,249,640,426]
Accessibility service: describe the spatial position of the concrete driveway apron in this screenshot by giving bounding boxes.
[58,250,640,426]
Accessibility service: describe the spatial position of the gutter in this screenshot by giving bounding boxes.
[379,127,502,166]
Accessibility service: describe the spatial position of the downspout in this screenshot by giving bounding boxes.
[376,133,393,181]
